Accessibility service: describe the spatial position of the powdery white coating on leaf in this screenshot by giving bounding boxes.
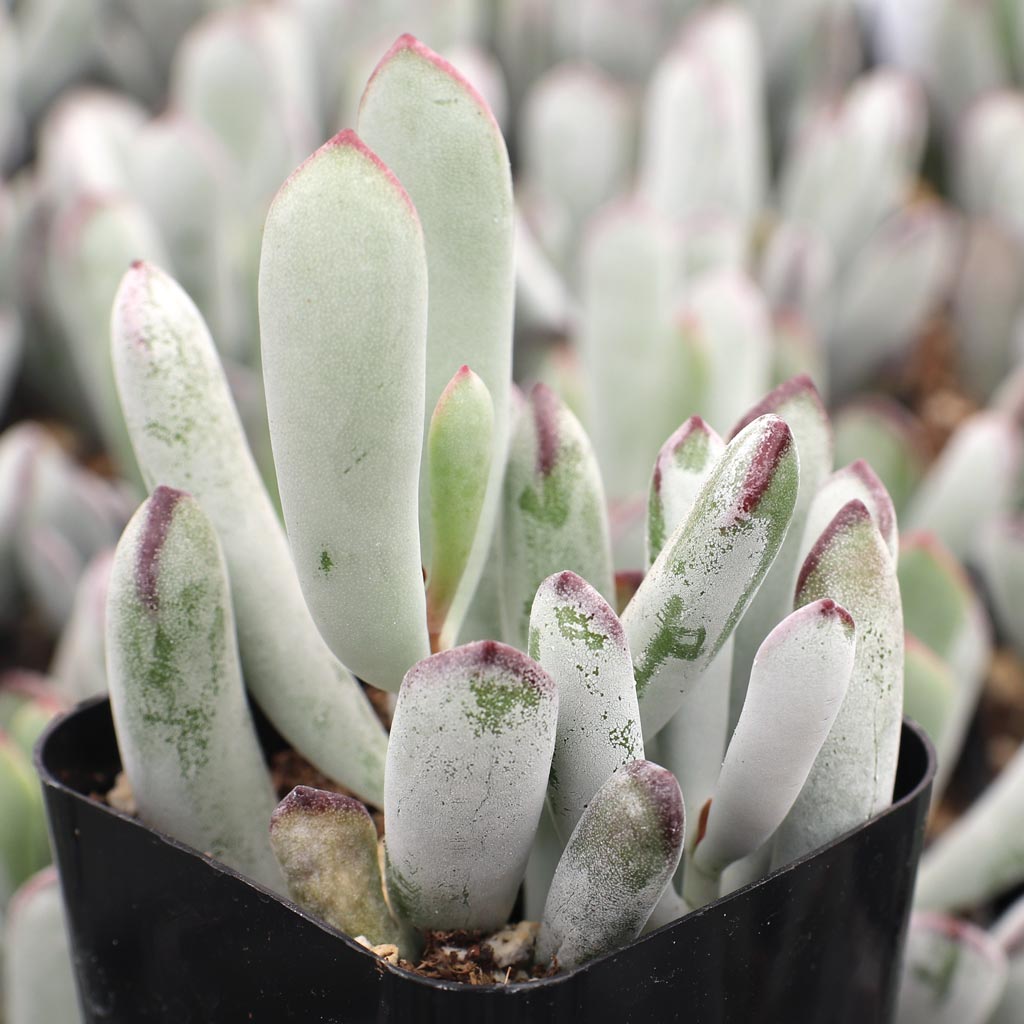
[536,760,684,971]
[978,517,1024,659]
[904,411,1023,562]
[772,499,903,868]
[728,374,834,735]
[916,738,1024,913]
[111,261,387,805]
[106,491,285,893]
[693,600,855,876]
[645,416,725,569]
[800,458,898,566]
[624,415,798,738]
[259,130,429,691]
[426,365,494,648]
[384,641,558,931]
[529,571,643,840]
[358,34,514,649]
[501,383,614,650]
[269,786,403,950]
[896,913,1008,1024]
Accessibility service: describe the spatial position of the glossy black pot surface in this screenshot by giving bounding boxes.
[37,698,935,1024]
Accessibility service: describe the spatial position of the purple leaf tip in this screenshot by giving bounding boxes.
[270,786,368,829]
[740,418,793,514]
[135,486,186,612]
[796,499,872,597]
[530,382,562,477]
[729,374,822,440]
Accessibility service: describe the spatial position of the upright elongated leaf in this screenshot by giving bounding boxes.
[899,531,991,798]
[686,600,855,907]
[624,415,798,738]
[384,642,557,931]
[992,895,1024,1024]
[645,416,724,570]
[977,517,1024,659]
[112,262,387,804]
[270,787,407,952]
[2,869,80,1024]
[529,571,642,840]
[359,35,514,643]
[772,500,903,867]
[799,458,898,565]
[426,366,493,651]
[106,487,284,892]
[0,736,47,905]
[501,383,613,650]
[729,375,833,728]
[903,635,956,751]
[905,412,1023,562]
[536,760,683,971]
[259,130,429,691]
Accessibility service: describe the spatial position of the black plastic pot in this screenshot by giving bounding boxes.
[37,697,934,1024]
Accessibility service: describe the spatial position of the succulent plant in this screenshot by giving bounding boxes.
[94,31,922,981]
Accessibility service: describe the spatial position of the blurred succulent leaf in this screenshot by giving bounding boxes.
[759,222,835,343]
[112,261,387,805]
[904,411,1023,561]
[529,571,642,840]
[991,895,1024,1024]
[903,634,956,752]
[897,913,1008,1024]
[2,869,80,1024]
[977,517,1024,658]
[0,735,48,905]
[384,642,557,931]
[536,760,683,971]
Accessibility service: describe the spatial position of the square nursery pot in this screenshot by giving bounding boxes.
[37,697,935,1024]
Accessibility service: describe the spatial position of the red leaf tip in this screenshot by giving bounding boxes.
[796,499,872,597]
[136,486,188,612]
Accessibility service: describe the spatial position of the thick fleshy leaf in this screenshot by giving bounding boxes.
[827,201,956,397]
[638,6,766,228]
[270,787,406,951]
[772,499,903,867]
[259,130,429,691]
[106,487,284,892]
[992,895,1024,1024]
[384,642,557,931]
[800,459,898,565]
[778,70,925,267]
[951,219,1024,403]
[0,735,48,905]
[728,375,834,729]
[520,62,635,268]
[904,411,1023,562]
[112,262,387,804]
[759,222,834,342]
[645,416,725,569]
[687,600,855,906]
[171,5,318,206]
[2,869,80,1024]
[678,270,775,434]
[49,549,112,702]
[48,194,169,481]
[624,414,798,737]
[897,913,1008,1024]
[832,396,929,516]
[426,366,494,651]
[977,517,1024,659]
[578,201,686,519]
[536,760,683,971]
[899,531,992,798]
[529,571,642,840]
[359,35,515,644]
[501,383,613,650]
[903,634,956,751]
[916,736,1024,911]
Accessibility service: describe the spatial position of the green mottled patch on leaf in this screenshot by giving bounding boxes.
[528,627,541,661]
[608,721,639,760]
[385,850,423,921]
[674,430,714,472]
[555,605,607,650]
[912,941,960,1002]
[518,474,570,528]
[634,595,706,696]
[463,675,542,737]
[647,490,667,559]
[319,550,333,575]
